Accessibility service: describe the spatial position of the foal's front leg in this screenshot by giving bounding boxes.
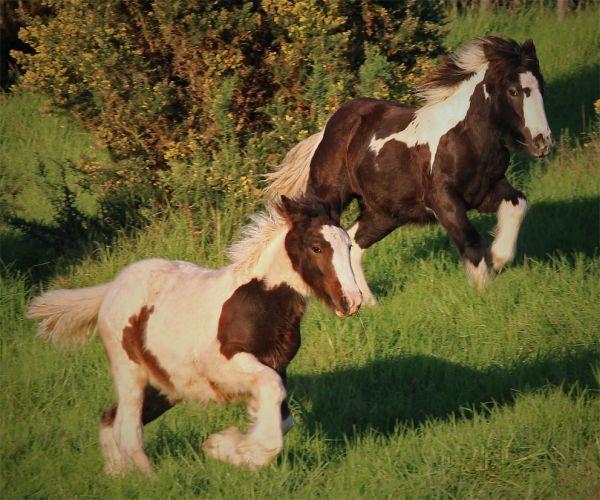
[430,189,489,290]
[478,177,527,272]
[203,353,286,468]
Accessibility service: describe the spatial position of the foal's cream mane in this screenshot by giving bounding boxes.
[417,39,488,106]
[227,206,289,275]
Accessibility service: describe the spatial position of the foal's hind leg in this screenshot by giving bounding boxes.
[348,209,401,305]
[203,353,286,468]
[100,386,174,475]
[478,178,527,272]
[100,358,151,474]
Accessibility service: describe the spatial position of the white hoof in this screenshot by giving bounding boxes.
[203,427,282,469]
[202,426,244,464]
[360,289,378,307]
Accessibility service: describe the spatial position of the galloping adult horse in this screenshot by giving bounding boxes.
[266,37,553,304]
[28,197,361,473]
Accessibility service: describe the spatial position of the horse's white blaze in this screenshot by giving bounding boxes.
[465,258,489,291]
[321,225,362,312]
[369,64,488,171]
[519,71,551,142]
[491,198,527,272]
[346,223,377,306]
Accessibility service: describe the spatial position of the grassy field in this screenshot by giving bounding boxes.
[2,5,599,499]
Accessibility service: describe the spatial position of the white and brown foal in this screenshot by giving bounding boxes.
[28,196,361,474]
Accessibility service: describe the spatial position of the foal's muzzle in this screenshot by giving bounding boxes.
[335,292,362,317]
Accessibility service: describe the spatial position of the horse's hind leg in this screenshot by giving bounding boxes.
[348,209,401,305]
[203,353,286,468]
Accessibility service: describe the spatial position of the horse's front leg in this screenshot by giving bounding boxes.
[348,209,401,305]
[430,189,489,290]
[203,353,285,469]
[478,177,527,272]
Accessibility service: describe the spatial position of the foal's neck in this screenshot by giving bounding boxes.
[240,230,310,296]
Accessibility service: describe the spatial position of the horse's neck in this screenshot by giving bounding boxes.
[237,230,310,296]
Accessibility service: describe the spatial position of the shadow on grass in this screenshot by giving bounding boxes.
[290,347,599,441]
[367,195,598,298]
[545,62,599,139]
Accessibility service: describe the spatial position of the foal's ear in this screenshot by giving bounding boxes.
[279,195,301,222]
[522,39,537,58]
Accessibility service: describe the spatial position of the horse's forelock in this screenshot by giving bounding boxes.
[481,36,541,80]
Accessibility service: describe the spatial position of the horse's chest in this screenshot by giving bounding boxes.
[217,279,305,373]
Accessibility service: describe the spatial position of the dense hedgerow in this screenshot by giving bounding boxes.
[15,0,443,218]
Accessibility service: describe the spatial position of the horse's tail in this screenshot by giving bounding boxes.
[27,283,110,347]
[264,130,324,200]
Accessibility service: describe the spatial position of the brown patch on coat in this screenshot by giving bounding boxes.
[99,386,176,428]
[122,305,174,391]
[217,278,305,373]
[100,404,117,427]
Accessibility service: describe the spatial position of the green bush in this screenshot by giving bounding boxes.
[15,0,444,217]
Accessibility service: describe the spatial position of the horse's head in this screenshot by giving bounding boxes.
[278,196,362,317]
[483,37,554,158]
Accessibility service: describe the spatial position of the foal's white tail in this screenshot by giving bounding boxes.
[27,284,110,347]
[264,130,323,200]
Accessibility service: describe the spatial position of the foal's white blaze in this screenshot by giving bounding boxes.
[369,64,488,171]
[321,225,362,315]
[491,198,527,272]
[519,71,551,143]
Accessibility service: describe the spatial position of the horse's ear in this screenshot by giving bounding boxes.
[523,39,537,58]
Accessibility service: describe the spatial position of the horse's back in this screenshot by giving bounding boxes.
[308,97,417,211]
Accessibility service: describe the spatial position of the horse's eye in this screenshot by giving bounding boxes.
[311,246,322,254]
[509,88,519,97]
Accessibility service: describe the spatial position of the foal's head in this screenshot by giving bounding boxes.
[278,196,362,317]
[481,36,554,157]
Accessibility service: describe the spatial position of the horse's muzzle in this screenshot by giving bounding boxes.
[532,133,554,157]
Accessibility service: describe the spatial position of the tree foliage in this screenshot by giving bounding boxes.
[15,0,444,215]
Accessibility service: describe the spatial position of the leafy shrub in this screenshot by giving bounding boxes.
[15,0,444,217]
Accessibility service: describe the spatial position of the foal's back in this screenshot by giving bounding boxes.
[98,258,235,358]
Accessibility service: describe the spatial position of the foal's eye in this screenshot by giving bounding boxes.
[311,246,322,254]
[508,88,519,97]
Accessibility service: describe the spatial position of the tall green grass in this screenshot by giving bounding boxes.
[2,4,599,499]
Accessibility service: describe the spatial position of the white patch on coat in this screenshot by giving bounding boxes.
[321,225,362,313]
[346,223,377,306]
[483,83,490,100]
[491,198,527,272]
[519,71,551,142]
[369,64,488,171]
